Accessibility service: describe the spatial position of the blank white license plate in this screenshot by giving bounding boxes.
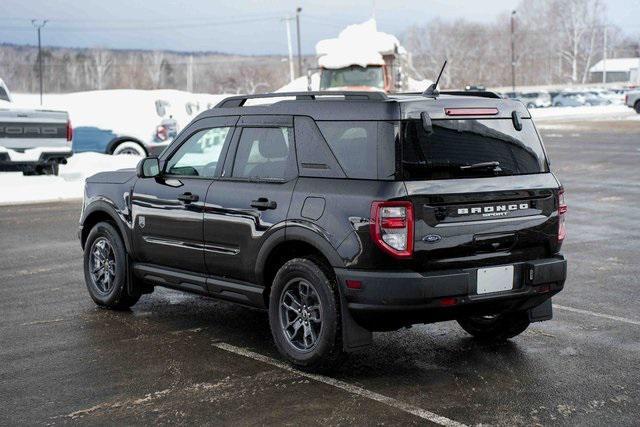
[476,265,514,294]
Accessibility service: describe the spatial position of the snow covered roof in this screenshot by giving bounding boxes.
[315,19,404,69]
[590,57,640,73]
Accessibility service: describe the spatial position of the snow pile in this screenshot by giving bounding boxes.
[11,90,228,143]
[315,19,403,69]
[276,73,321,92]
[0,152,140,205]
[406,76,432,92]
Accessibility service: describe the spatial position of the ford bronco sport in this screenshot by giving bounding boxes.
[79,91,567,368]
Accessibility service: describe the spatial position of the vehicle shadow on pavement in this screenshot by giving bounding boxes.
[82,288,536,386]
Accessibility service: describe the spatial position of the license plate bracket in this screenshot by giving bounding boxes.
[476,265,514,294]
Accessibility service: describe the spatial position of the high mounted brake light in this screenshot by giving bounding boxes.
[558,188,567,242]
[444,108,499,116]
[370,201,414,258]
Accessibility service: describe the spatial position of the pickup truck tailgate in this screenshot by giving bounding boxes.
[0,109,70,150]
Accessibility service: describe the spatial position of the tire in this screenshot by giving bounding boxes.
[83,221,141,309]
[39,163,59,176]
[112,141,146,156]
[526,102,536,109]
[24,163,58,176]
[634,101,640,114]
[269,257,344,369]
[457,311,530,342]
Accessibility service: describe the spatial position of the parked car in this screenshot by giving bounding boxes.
[552,92,586,107]
[586,89,623,105]
[503,91,551,108]
[0,78,72,175]
[79,91,567,368]
[625,89,640,113]
[581,92,611,106]
[72,104,180,157]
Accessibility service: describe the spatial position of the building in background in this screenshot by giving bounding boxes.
[589,58,640,84]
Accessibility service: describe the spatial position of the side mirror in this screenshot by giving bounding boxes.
[137,157,160,178]
[421,111,433,135]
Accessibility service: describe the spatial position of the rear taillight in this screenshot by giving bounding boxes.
[370,201,414,258]
[558,188,567,242]
[66,120,73,141]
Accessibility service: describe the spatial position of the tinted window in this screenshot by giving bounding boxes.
[401,119,547,180]
[317,121,377,179]
[232,127,293,180]
[165,127,231,177]
[319,66,384,90]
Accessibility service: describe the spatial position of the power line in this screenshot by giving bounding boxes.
[0,16,283,32]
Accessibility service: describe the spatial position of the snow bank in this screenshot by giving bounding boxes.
[276,74,321,92]
[530,104,635,121]
[315,19,403,69]
[406,77,432,92]
[0,152,140,205]
[11,90,228,143]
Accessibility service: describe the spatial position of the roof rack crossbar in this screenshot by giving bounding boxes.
[215,91,388,108]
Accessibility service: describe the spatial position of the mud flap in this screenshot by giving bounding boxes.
[528,297,553,322]
[127,256,153,295]
[337,285,373,351]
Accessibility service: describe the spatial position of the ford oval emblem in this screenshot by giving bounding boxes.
[423,234,442,243]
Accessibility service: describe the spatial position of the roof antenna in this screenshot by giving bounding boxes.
[422,59,447,98]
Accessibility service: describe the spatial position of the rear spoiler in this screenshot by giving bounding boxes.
[395,91,503,99]
[440,90,502,99]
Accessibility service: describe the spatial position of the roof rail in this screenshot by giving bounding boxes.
[215,91,388,108]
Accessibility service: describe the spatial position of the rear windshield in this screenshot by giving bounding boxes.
[319,66,384,90]
[400,119,548,180]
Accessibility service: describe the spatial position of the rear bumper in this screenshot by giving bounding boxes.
[0,147,72,172]
[335,255,566,330]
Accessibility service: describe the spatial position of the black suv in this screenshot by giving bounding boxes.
[79,91,567,368]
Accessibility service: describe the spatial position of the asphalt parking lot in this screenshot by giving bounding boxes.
[1,119,639,426]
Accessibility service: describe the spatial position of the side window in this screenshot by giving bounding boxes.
[316,121,378,179]
[232,127,294,180]
[165,127,232,177]
[0,86,9,102]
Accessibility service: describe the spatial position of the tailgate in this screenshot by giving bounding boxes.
[407,173,562,269]
[0,109,70,150]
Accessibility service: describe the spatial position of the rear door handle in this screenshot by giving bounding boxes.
[177,192,199,203]
[251,198,277,210]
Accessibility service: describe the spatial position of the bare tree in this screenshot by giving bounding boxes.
[90,49,114,90]
[551,0,605,83]
[147,50,165,89]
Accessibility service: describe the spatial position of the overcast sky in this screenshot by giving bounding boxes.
[1,0,638,55]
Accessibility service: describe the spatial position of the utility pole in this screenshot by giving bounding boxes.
[510,10,516,92]
[602,25,607,84]
[296,7,302,78]
[283,17,295,83]
[186,54,194,92]
[31,19,48,105]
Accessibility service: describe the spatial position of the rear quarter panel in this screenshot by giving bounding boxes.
[288,178,406,267]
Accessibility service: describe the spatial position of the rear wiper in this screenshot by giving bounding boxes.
[459,161,501,171]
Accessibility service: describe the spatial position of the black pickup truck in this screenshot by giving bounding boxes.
[79,91,567,368]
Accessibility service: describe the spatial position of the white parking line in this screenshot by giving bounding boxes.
[212,342,466,427]
[554,304,640,326]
